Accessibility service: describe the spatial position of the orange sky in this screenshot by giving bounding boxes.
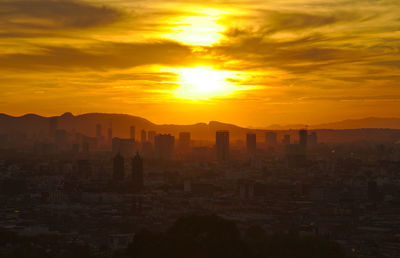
[0,0,400,127]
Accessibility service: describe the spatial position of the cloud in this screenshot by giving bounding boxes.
[0,41,195,71]
[209,33,365,72]
[372,60,400,69]
[0,0,123,34]
[261,10,357,33]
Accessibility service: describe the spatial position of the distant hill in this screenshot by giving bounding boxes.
[265,117,400,130]
[0,113,400,143]
[312,117,400,129]
[0,113,254,141]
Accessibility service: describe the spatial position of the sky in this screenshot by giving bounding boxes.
[0,0,400,127]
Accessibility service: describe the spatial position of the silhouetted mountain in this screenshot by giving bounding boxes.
[312,117,400,129]
[265,124,307,130]
[0,113,251,141]
[265,117,400,130]
[0,113,400,143]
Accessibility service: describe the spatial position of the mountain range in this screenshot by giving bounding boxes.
[1,113,400,143]
[265,117,400,130]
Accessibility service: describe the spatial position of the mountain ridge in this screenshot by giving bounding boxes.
[1,113,400,142]
[265,117,400,130]
[4,113,400,129]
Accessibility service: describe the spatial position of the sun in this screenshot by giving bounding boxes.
[171,66,239,100]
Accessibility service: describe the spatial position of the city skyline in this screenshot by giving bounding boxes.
[2,1,400,256]
[1,0,400,127]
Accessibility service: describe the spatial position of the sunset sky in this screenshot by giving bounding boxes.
[1,0,400,127]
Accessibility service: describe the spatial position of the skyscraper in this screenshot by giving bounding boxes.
[148,131,156,143]
[216,131,229,162]
[308,132,318,146]
[132,152,144,192]
[113,153,124,180]
[299,129,308,149]
[178,132,191,151]
[112,137,135,157]
[96,124,102,139]
[265,132,277,147]
[246,133,256,154]
[141,129,147,143]
[108,126,113,143]
[154,134,175,160]
[283,134,291,145]
[130,126,135,140]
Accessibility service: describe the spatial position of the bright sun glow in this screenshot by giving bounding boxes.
[171,66,241,100]
[162,9,226,46]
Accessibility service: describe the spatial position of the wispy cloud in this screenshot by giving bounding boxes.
[0,0,123,33]
[0,41,195,70]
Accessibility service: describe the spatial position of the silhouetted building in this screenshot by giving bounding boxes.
[82,136,97,153]
[178,132,191,151]
[286,144,307,168]
[154,134,175,160]
[299,129,308,149]
[266,132,277,147]
[132,152,144,192]
[308,132,318,146]
[216,131,229,162]
[113,153,124,180]
[108,127,113,143]
[141,141,153,157]
[246,133,256,154]
[112,138,135,157]
[282,134,291,145]
[141,130,147,143]
[130,126,135,140]
[148,131,156,143]
[49,117,58,138]
[96,124,102,140]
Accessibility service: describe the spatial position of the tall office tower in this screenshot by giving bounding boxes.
[141,130,147,143]
[96,124,102,139]
[282,134,291,145]
[108,126,113,143]
[178,132,191,151]
[148,131,156,143]
[130,126,136,141]
[112,137,135,157]
[299,129,308,149]
[216,131,229,163]
[132,152,144,192]
[154,134,175,160]
[49,117,58,138]
[265,132,278,146]
[113,153,124,180]
[308,132,318,146]
[246,133,256,154]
